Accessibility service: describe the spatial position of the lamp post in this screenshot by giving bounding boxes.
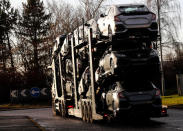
[157,0,165,96]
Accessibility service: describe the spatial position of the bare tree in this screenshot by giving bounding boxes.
[79,0,106,20]
[146,0,181,43]
[47,0,84,42]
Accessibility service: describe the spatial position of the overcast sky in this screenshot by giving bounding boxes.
[10,0,137,8]
[9,0,183,42]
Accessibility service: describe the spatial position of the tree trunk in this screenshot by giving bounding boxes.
[6,33,14,68]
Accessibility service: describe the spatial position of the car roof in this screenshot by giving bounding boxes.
[111,4,146,8]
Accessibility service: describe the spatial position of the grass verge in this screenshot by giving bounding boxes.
[162,95,183,106]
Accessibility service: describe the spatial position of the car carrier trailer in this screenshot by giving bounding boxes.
[51,28,109,122]
[51,22,167,123]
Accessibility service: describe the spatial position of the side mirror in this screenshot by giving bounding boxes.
[100,14,105,17]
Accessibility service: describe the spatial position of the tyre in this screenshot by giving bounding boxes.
[110,59,115,75]
[88,103,93,123]
[62,102,65,117]
[61,101,68,118]
[82,104,86,122]
[59,103,63,117]
[52,100,59,116]
[108,26,113,42]
[85,104,90,123]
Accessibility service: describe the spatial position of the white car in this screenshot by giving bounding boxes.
[97,4,158,41]
[74,19,99,46]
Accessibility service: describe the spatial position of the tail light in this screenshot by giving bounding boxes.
[114,15,121,22]
[150,44,152,49]
[67,105,74,109]
[118,92,125,98]
[151,13,156,20]
[155,89,161,96]
[104,114,108,117]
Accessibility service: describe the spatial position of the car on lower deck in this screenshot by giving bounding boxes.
[97,4,158,41]
[103,80,162,118]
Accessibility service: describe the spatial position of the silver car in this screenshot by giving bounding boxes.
[97,4,158,41]
[95,47,160,82]
[103,80,162,118]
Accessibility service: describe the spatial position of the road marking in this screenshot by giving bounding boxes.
[27,116,47,131]
[165,126,183,131]
[176,128,183,131]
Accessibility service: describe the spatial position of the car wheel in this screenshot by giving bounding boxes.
[110,59,115,75]
[112,101,117,118]
[108,26,113,42]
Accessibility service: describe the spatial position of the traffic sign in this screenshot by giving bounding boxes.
[30,88,40,97]
[41,88,47,96]
[10,90,18,98]
[21,89,27,97]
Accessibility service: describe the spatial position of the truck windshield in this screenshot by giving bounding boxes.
[119,5,149,14]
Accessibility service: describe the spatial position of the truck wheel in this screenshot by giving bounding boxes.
[60,101,65,117]
[62,102,65,117]
[85,104,90,123]
[61,101,68,118]
[88,103,93,123]
[52,100,59,116]
[82,104,86,122]
[59,103,63,117]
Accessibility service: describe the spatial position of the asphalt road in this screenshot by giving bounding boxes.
[0,108,183,131]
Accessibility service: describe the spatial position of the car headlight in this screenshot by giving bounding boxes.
[150,49,158,57]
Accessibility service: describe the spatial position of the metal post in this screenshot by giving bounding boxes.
[82,18,85,42]
[58,52,64,98]
[53,59,59,97]
[71,36,78,109]
[157,0,165,96]
[88,28,96,114]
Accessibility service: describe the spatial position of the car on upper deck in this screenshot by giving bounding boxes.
[97,4,158,41]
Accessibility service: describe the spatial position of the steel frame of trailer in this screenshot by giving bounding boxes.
[69,28,103,120]
[51,28,103,120]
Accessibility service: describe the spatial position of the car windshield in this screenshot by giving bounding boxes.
[122,80,154,91]
[119,5,149,14]
[112,41,151,51]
